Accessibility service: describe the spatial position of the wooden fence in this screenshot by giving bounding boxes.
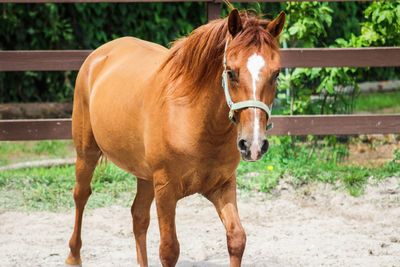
[0,0,399,141]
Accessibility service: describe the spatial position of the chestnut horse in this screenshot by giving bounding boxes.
[66,9,285,267]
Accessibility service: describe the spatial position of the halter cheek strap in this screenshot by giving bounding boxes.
[221,40,274,131]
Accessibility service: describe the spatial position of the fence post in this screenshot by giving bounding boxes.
[207,2,221,22]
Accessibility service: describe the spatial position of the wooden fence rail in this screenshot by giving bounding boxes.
[1,48,400,71]
[0,0,376,3]
[1,115,399,141]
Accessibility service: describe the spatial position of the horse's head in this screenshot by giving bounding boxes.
[222,9,285,161]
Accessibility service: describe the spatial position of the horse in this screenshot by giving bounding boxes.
[66,8,285,267]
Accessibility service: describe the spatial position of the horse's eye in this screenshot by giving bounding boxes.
[272,71,280,84]
[227,70,238,82]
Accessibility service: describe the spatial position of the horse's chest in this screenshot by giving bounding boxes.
[176,160,238,196]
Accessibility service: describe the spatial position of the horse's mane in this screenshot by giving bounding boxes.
[159,11,278,96]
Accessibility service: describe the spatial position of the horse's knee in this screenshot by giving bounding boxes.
[132,209,150,235]
[159,239,180,266]
[73,186,92,206]
[227,227,246,258]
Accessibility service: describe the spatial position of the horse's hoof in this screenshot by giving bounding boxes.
[65,253,82,266]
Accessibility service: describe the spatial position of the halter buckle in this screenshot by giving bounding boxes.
[228,109,235,121]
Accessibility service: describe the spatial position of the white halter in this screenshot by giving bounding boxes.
[221,40,273,130]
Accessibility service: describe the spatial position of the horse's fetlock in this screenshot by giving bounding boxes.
[69,238,82,254]
[160,240,180,266]
[227,227,246,257]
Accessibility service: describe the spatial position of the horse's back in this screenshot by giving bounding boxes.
[84,36,168,89]
[73,37,168,177]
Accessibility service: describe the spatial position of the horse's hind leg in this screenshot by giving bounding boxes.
[131,178,154,267]
[66,153,99,265]
[66,85,101,265]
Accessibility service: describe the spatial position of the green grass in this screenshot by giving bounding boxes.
[354,91,400,113]
[0,139,399,211]
[236,136,400,197]
[0,140,74,166]
[0,163,135,211]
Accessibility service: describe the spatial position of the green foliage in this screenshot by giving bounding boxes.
[322,2,366,44]
[0,3,205,50]
[385,149,400,175]
[276,2,358,115]
[341,167,369,196]
[276,1,400,116]
[281,2,333,48]
[335,1,400,48]
[277,67,358,115]
[334,1,400,83]
[0,3,206,102]
[361,1,400,46]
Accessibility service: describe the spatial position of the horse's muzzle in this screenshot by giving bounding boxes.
[238,138,269,161]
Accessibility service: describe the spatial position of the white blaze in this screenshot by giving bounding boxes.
[247,53,265,99]
[246,53,266,149]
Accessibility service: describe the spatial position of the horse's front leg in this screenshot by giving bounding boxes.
[205,177,246,267]
[153,170,180,267]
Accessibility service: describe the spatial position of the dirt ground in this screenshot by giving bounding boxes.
[1,177,400,267]
[346,135,400,167]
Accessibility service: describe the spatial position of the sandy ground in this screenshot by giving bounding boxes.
[1,178,400,267]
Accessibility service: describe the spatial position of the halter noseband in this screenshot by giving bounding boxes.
[221,40,273,131]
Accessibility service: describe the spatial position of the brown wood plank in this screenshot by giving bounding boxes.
[207,2,221,21]
[1,115,399,141]
[269,115,400,136]
[1,48,399,71]
[0,50,91,71]
[0,102,72,119]
[281,48,400,68]
[216,0,374,2]
[0,119,72,140]
[0,0,210,2]
[0,0,374,3]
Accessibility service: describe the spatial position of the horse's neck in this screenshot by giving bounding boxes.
[186,79,236,138]
[160,74,236,138]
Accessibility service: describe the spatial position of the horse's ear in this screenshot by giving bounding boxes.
[267,11,286,38]
[228,9,242,38]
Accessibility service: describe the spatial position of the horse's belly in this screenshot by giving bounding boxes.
[90,108,151,178]
[84,37,167,179]
[89,79,152,179]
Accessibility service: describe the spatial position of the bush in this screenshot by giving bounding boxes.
[0,3,206,102]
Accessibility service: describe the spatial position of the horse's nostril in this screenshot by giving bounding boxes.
[238,139,248,152]
[261,139,269,154]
